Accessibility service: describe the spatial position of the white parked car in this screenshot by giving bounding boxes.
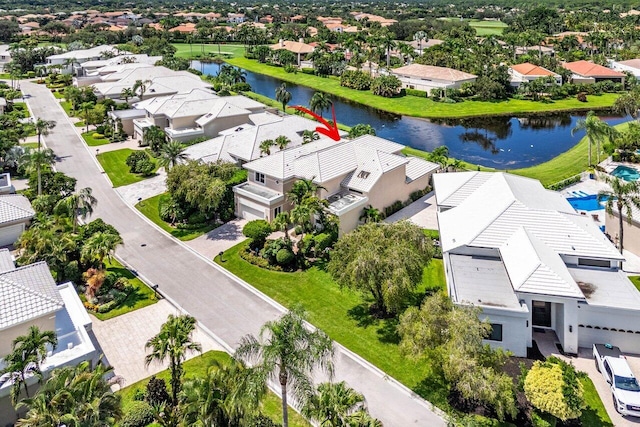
[594,344,640,417]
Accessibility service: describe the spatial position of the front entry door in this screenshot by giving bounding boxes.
[532,301,552,327]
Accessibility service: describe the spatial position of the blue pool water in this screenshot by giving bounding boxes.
[611,165,640,182]
[567,195,604,211]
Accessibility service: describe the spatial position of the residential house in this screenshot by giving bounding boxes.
[609,58,640,78]
[0,194,34,247]
[227,13,246,24]
[390,64,477,92]
[435,171,640,357]
[0,254,96,425]
[131,90,267,142]
[75,54,162,77]
[46,45,123,74]
[169,22,197,34]
[515,45,555,57]
[0,173,15,195]
[269,39,315,66]
[0,45,11,71]
[235,135,439,234]
[352,12,398,27]
[562,60,625,84]
[508,63,562,88]
[406,39,444,55]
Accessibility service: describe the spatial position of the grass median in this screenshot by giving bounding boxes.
[81,131,111,146]
[96,148,159,187]
[226,57,618,119]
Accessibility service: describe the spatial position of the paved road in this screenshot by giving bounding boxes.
[22,81,445,426]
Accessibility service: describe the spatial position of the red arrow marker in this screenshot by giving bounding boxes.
[292,104,341,142]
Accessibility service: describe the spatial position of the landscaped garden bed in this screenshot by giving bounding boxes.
[97,148,159,187]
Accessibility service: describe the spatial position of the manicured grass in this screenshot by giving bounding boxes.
[402,146,496,173]
[469,19,508,36]
[118,350,310,427]
[135,193,220,241]
[215,241,451,409]
[81,131,111,146]
[75,120,85,128]
[629,276,640,292]
[60,100,74,116]
[172,43,245,59]
[96,148,159,187]
[52,91,65,99]
[226,57,619,119]
[20,142,38,150]
[510,121,631,187]
[579,375,614,427]
[91,258,158,321]
[13,102,30,118]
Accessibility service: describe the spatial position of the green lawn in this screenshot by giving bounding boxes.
[469,19,508,36]
[172,43,245,59]
[135,193,220,241]
[510,121,631,187]
[60,100,74,116]
[118,350,310,427]
[629,276,640,291]
[75,120,85,128]
[81,131,111,146]
[92,258,158,321]
[579,375,613,426]
[52,91,65,99]
[215,241,450,409]
[13,102,30,118]
[96,148,159,187]
[226,57,619,119]
[402,146,496,173]
[21,142,38,150]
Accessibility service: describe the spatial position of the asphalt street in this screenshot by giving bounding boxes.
[22,81,446,426]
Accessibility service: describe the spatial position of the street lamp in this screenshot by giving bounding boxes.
[219,251,224,262]
[152,284,159,299]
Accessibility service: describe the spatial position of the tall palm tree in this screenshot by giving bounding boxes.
[613,91,640,120]
[133,79,152,100]
[145,314,202,408]
[80,231,123,269]
[158,140,187,170]
[276,83,292,112]
[16,361,122,426]
[80,101,94,133]
[302,381,369,427]
[413,30,427,56]
[120,87,135,104]
[34,118,56,150]
[143,125,168,153]
[598,175,640,254]
[379,29,396,69]
[259,139,275,156]
[571,111,617,166]
[236,308,334,427]
[20,147,56,196]
[272,211,291,241]
[1,326,57,405]
[54,187,97,232]
[275,135,291,150]
[309,92,333,118]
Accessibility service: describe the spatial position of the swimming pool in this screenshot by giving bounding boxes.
[611,165,640,182]
[566,194,604,211]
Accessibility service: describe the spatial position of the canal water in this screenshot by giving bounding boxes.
[193,61,628,169]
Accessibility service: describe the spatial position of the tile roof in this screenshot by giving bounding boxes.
[269,40,315,54]
[616,58,640,70]
[0,194,34,225]
[0,248,15,273]
[0,262,63,330]
[562,60,625,78]
[391,64,477,82]
[510,62,558,77]
[405,157,440,182]
[194,101,252,126]
[341,149,407,192]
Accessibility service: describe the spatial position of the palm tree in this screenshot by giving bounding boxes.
[20,148,56,196]
[120,87,135,104]
[309,92,333,118]
[16,361,122,426]
[302,382,369,427]
[34,118,56,150]
[348,410,383,427]
[360,205,383,223]
[80,101,94,133]
[614,91,640,120]
[158,140,187,170]
[302,130,320,144]
[1,326,57,405]
[236,308,334,427]
[259,139,275,156]
[413,30,427,56]
[275,135,291,150]
[379,29,396,69]
[54,187,97,232]
[571,111,617,166]
[80,231,123,269]
[145,314,202,408]
[598,175,640,254]
[287,178,324,206]
[428,145,450,169]
[276,83,292,112]
[143,125,168,153]
[133,79,152,100]
[272,211,291,241]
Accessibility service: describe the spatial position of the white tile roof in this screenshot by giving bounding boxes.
[341,148,407,192]
[406,157,440,183]
[195,101,252,126]
[0,248,15,273]
[0,262,63,331]
[47,44,121,60]
[0,194,34,225]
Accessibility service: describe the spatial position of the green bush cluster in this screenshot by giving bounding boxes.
[126,151,155,176]
[547,175,581,190]
[339,70,372,90]
[404,88,428,98]
[121,401,155,427]
[242,219,273,250]
[370,75,402,97]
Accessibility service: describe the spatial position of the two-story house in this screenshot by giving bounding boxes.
[235,135,439,235]
[435,172,640,357]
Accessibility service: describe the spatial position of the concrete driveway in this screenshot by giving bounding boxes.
[185,219,248,260]
[384,191,438,229]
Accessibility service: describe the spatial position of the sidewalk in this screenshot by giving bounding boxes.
[384,191,438,229]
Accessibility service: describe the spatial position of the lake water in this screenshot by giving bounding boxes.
[193,61,628,169]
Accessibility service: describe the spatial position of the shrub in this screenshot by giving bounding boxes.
[284,64,297,73]
[239,246,283,271]
[98,301,117,313]
[243,219,272,250]
[405,88,428,98]
[63,260,81,284]
[576,92,587,102]
[187,211,208,225]
[262,237,292,264]
[370,75,402,97]
[145,376,170,406]
[384,200,404,217]
[313,233,334,254]
[92,133,105,139]
[276,248,295,266]
[299,234,315,257]
[231,82,252,92]
[340,70,372,90]
[121,401,154,427]
[126,151,148,171]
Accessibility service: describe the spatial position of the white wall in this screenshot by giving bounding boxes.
[479,306,530,357]
[578,304,640,354]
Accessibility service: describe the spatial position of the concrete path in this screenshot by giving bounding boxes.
[384,191,438,229]
[185,219,248,260]
[95,137,146,154]
[91,300,224,388]
[116,169,167,206]
[23,81,446,426]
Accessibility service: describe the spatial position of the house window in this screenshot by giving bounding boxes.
[274,206,282,217]
[578,258,611,268]
[255,172,265,184]
[357,171,370,179]
[487,324,503,342]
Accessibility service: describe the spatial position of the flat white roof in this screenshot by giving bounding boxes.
[568,266,640,310]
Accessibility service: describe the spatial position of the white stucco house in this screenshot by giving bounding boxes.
[0,194,35,247]
[609,58,640,78]
[435,172,640,357]
[389,64,477,92]
[508,63,562,88]
[46,44,123,74]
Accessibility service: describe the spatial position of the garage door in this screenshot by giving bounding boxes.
[239,204,264,221]
[0,223,24,247]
